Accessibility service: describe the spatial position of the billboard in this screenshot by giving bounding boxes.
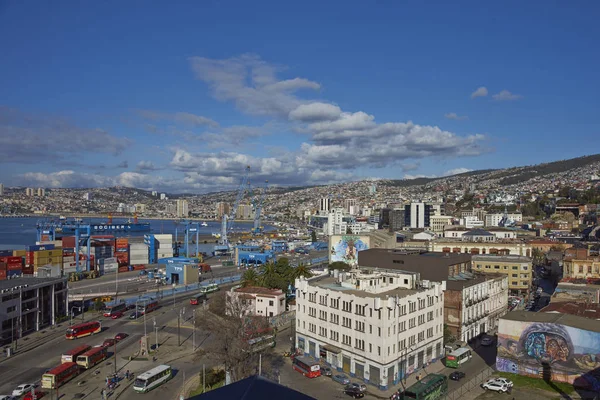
[496,319,600,391]
[329,235,370,267]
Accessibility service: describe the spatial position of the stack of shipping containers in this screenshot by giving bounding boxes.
[115,238,129,272]
[24,244,63,277]
[0,249,24,280]
[93,238,115,275]
[129,237,149,268]
[155,234,174,259]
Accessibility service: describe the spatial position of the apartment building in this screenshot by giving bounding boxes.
[176,199,189,218]
[431,238,532,257]
[429,215,453,233]
[472,255,533,295]
[295,269,445,390]
[359,249,509,342]
[563,247,600,280]
[226,286,286,318]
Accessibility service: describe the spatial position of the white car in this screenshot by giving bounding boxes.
[490,377,513,388]
[12,384,36,396]
[481,381,508,393]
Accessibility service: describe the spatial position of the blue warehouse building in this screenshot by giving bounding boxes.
[235,245,275,267]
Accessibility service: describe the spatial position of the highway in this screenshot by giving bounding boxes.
[0,287,216,396]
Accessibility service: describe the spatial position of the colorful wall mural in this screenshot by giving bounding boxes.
[496,318,600,392]
[329,235,370,267]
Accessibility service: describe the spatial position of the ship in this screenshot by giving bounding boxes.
[57,214,151,234]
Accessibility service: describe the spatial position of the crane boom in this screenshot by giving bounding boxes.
[220,165,251,247]
[252,180,268,234]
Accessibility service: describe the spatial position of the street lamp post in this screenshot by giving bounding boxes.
[69,306,79,327]
[153,317,158,351]
[192,309,196,351]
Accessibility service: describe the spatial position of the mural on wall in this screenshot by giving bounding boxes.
[497,320,600,392]
[329,235,370,267]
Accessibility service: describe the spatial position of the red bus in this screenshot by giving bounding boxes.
[292,356,321,378]
[137,300,159,315]
[76,346,108,369]
[41,362,81,389]
[66,321,101,339]
[61,344,92,363]
[103,302,127,317]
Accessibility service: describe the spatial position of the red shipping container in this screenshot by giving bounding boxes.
[7,256,22,264]
[7,263,22,270]
[0,270,6,280]
[0,262,6,270]
[62,236,76,248]
[22,267,33,275]
[118,266,129,273]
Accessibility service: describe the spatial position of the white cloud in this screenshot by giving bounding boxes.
[137,109,218,127]
[189,53,321,117]
[492,90,523,101]
[471,86,488,99]
[444,112,468,120]
[443,167,473,176]
[136,160,158,172]
[0,106,131,163]
[289,103,342,122]
[403,173,437,180]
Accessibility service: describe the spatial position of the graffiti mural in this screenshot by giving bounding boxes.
[329,235,370,267]
[497,319,600,392]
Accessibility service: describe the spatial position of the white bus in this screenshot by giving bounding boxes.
[200,283,219,294]
[133,365,172,393]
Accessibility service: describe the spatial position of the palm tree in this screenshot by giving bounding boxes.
[241,269,259,287]
[290,263,312,282]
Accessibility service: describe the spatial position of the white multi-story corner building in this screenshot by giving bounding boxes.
[295,269,445,390]
[325,207,347,235]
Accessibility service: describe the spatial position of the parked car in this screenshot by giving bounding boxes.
[332,374,351,385]
[481,381,508,393]
[111,311,123,319]
[129,311,142,320]
[490,377,513,388]
[320,366,332,376]
[343,386,365,398]
[114,333,129,342]
[12,385,36,397]
[347,383,367,392]
[0,395,17,400]
[23,390,45,400]
[102,338,116,348]
[127,304,136,310]
[481,336,494,346]
[449,371,466,381]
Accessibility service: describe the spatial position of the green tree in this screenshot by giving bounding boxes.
[531,248,545,265]
[241,269,260,287]
[311,230,317,243]
[328,261,351,271]
[289,263,312,282]
[346,226,353,234]
[443,324,456,345]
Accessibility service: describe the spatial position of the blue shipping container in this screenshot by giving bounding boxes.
[26,244,55,252]
[0,250,13,257]
[7,269,22,276]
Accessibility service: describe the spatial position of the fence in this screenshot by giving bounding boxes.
[444,366,495,400]
[269,310,295,329]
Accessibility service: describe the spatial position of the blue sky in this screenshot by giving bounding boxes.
[1,0,599,193]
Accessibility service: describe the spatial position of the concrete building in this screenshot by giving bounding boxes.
[563,247,600,280]
[0,277,68,345]
[429,215,453,233]
[358,250,509,343]
[176,199,189,218]
[25,188,34,197]
[215,202,230,218]
[160,193,166,200]
[404,202,432,229]
[37,188,45,197]
[485,213,523,227]
[0,183,4,196]
[388,209,405,232]
[460,216,484,229]
[472,255,533,296]
[226,286,286,318]
[320,198,332,213]
[295,268,445,390]
[83,192,92,201]
[134,203,146,213]
[325,208,348,236]
[237,204,253,220]
[431,237,532,257]
[344,199,357,213]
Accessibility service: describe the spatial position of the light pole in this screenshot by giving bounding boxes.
[177,309,181,347]
[192,309,196,350]
[69,306,80,327]
[153,317,158,351]
[115,267,119,304]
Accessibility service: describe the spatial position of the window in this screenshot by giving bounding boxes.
[355,339,365,350]
[399,339,406,350]
[418,298,425,309]
[522,266,528,271]
[355,304,366,316]
[319,310,327,321]
[342,317,352,328]
[355,321,365,332]
[427,327,433,338]
[342,301,352,312]
[399,305,407,316]
[6,306,16,313]
[309,323,316,333]
[330,313,339,324]
[378,346,381,356]
[319,295,327,305]
[330,298,339,309]
[308,307,316,317]
[418,314,425,325]
[427,311,434,321]
[369,324,372,334]
[512,266,518,270]
[409,318,416,329]
[409,301,416,313]
[369,343,372,352]
[409,335,416,346]
[330,331,339,342]
[269,300,274,306]
[342,334,351,346]
[399,321,406,332]
[418,331,424,341]
[319,327,327,337]
[309,293,316,303]
[378,327,381,337]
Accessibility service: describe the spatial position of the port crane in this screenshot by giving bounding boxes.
[252,180,268,235]
[217,166,251,250]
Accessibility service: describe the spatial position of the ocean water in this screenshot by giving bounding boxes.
[0,217,272,250]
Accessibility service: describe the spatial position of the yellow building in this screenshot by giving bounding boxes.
[472,254,533,295]
[563,247,600,280]
[431,239,532,257]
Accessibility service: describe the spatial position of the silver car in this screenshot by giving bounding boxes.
[482,380,508,393]
[332,374,350,385]
[347,382,367,392]
[490,377,513,388]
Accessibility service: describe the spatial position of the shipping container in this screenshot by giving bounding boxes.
[118,266,129,273]
[0,270,6,280]
[0,256,23,264]
[13,250,26,257]
[0,262,6,270]
[7,263,22,271]
[0,250,13,257]
[23,267,34,275]
[116,238,129,248]
[26,244,55,252]
[7,269,22,277]
[62,236,76,248]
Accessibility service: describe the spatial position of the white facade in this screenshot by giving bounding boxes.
[0,183,3,196]
[176,199,189,218]
[459,276,508,342]
[295,270,445,390]
[347,221,376,235]
[326,208,347,235]
[485,213,523,227]
[408,202,427,229]
[429,215,453,233]
[460,216,484,229]
[320,198,331,213]
[160,193,166,200]
[226,287,286,318]
[487,229,517,240]
[443,228,467,239]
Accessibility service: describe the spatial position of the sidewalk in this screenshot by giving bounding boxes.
[1,321,70,363]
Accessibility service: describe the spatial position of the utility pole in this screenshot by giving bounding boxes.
[259,353,262,376]
[153,317,158,351]
[202,364,205,393]
[114,339,117,375]
[178,309,181,346]
[115,267,119,304]
[143,299,147,338]
[192,309,196,350]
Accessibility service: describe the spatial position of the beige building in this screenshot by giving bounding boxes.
[431,237,532,257]
[429,215,453,233]
[215,202,230,218]
[563,247,600,281]
[472,255,533,295]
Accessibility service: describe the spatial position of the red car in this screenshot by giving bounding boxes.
[114,332,129,342]
[102,338,116,348]
[23,390,45,400]
[111,311,123,319]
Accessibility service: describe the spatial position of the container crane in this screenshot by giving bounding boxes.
[252,180,268,235]
[218,166,251,249]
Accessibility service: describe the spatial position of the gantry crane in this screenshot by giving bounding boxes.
[218,166,251,249]
[252,180,268,235]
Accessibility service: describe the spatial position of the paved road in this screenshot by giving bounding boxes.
[0,287,217,396]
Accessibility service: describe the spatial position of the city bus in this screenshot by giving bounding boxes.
[398,373,448,400]
[292,356,321,378]
[76,346,108,369]
[247,334,276,353]
[133,364,173,393]
[190,293,206,305]
[445,347,472,368]
[65,321,101,339]
[199,283,219,294]
[103,302,127,317]
[137,300,159,315]
[41,362,81,389]
[61,344,92,363]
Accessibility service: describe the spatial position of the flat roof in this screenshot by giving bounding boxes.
[0,276,67,291]
[472,254,531,262]
[137,364,171,380]
[501,311,600,333]
[309,275,420,299]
